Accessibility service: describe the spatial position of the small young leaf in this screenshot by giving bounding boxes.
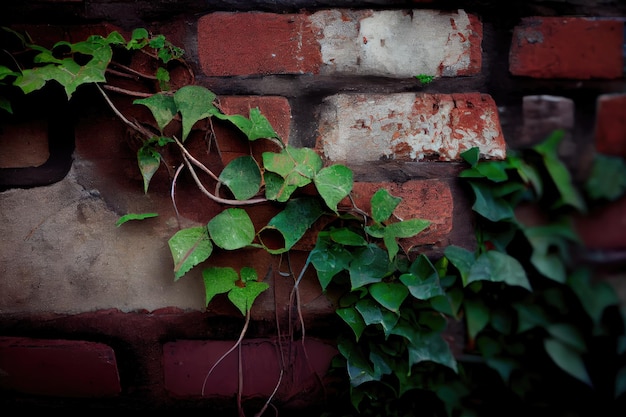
[228,281,269,316]
[115,212,159,227]
[173,85,218,141]
[371,189,401,223]
[134,93,177,132]
[202,266,238,306]
[137,144,161,193]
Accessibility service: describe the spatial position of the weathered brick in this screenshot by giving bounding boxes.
[340,179,454,251]
[197,9,482,77]
[509,17,624,79]
[595,93,626,158]
[197,12,321,76]
[163,338,337,406]
[309,9,482,77]
[0,336,120,397]
[317,92,505,163]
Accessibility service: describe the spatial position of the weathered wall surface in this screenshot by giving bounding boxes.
[1,0,625,412]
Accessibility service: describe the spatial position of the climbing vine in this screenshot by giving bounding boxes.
[1,27,625,417]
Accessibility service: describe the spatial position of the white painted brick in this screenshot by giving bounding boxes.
[317,92,506,163]
[309,9,482,77]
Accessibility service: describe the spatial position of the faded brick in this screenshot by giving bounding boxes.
[317,92,505,163]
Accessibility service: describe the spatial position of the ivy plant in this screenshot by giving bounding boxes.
[2,27,626,417]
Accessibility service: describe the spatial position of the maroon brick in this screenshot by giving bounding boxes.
[575,196,626,250]
[0,336,120,397]
[595,93,626,158]
[163,337,336,406]
[509,17,623,79]
[197,12,321,76]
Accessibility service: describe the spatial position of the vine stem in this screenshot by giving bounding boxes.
[201,308,251,397]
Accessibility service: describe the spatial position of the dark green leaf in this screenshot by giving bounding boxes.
[348,244,389,289]
[468,181,515,222]
[371,189,402,223]
[314,164,353,212]
[544,337,592,385]
[407,331,458,373]
[369,282,409,313]
[444,245,475,287]
[468,251,532,291]
[337,307,367,341]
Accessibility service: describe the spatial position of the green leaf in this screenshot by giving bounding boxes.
[133,93,177,132]
[137,144,161,193]
[461,147,480,167]
[310,233,352,290]
[407,331,458,373]
[369,282,409,313]
[444,245,475,287]
[337,307,367,341]
[524,223,578,283]
[259,197,324,254]
[212,107,279,141]
[228,281,269,316]
[263,171,298,202]
[173,85,218,141]
[115,212,159,226]
[459,160,508,182]
[385,218,431,238]
[544,337,592,385]
[219,156,262,200]
[616,366,626,398]
[202,266,238,306]
[546,323,587,352]
[400,255,445,300]
[464,297,490,341]
[207,208,255,250]
[371,189,402,223]
[168,226,213,280]
[264,146,323,180]
[355,299,399,335]
[467,251,532,291]
[468,181,515,222]
[584,153,626,201]
[329,228,368,246]
[533,130,586,211]
[348,244,389,289]
[314,164,353,212]
[568,269,620,327]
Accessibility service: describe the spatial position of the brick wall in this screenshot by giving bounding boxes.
[1,0,625,412]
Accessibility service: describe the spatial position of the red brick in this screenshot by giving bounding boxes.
[509,17,623,79]
[574,196,626,250]
[595,93,626,158]
[163,337,336,406]
[214,96,292,166]
[339,179,454,251]
[0,336,120,397]
[197,12,321,76]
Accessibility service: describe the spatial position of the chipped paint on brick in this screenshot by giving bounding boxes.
[310,9,481,77]
[317,92,506,163]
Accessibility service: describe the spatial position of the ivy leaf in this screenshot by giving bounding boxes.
[134,93,177,133]
[219,156,262,200]
[468,181,515,222]
[385,218,431,239]
[314,164,353,212]
[407,331,458,373]
[444,245,475,286]
[263,171,298,202]
[263,146,322,181]
[337,307,367,341]
[310,232,352,290]
[568,269,620,326]
[371,189,401,223]
[348,244,389,290]
[460,147,480,167]
[212,107,279,141]
[173,85,218,141]
[207,208,255,250]
[369,282,409,314]
[467,251,532,291]
[228,281,269,316]
[168,226,213,280]
[115,212,158,226]
[524,223,579,283]
[400,255,445,300]
[464,297,490,341]
[533,130,586,212]
[584,153,626,201]
[137,144,161,193]
[258,197,324,254]
[544,337,592,386]
[202,266,238,306]
[329,228,368,246]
